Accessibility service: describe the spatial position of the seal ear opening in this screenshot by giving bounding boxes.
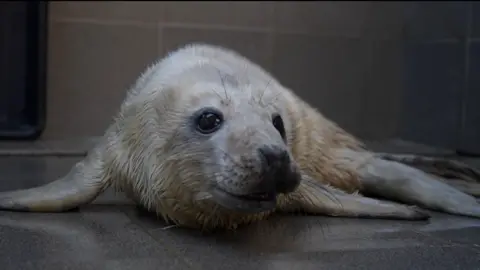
[0,156,109,212]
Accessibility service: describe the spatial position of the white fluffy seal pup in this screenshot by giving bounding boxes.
[1,43,479,230]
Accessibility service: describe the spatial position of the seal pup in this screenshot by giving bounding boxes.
[1,43,479,230]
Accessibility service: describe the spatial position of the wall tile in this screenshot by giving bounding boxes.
[360,39,405,140]
[44,21,158,140]
[273,1,369,37]
[49,1,165,23]
[399,41,465,149]
[164,1,274,29]
[403,2,469,41]
[39,1,474,145]
[271,34,370,135]
[161,27,272,72]
[362,2,407,39]
[457,42,480,154]
[471,2,480,38]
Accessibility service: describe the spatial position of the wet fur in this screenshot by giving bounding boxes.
[0,43,479,230]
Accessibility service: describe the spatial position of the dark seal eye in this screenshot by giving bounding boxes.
[196,109,223,134]
[272,114,286,139]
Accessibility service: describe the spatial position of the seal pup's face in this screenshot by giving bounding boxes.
[165,68,302,213]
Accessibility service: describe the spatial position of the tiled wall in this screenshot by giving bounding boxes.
[462,2,480,154]
[44,1,407,142]
[399,2,479,153]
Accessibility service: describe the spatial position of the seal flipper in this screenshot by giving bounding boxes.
[438,179,480,197]
[377,153,480,182]
[375,153,480,198]
[280,175,430,220]
[355,152,480,218]
[0,149,109,212]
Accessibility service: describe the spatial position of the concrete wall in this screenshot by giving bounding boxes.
[43,2,418,144]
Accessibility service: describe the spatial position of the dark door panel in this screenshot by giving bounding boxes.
[0,1,47,140]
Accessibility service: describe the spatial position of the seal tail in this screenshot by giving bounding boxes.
[376,153,480,197]
[0,152,109,212]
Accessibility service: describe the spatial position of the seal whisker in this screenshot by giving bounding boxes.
[211,89,226,103]
[214,67,231,103]
[258,77,272,106]
[203,204,221,230]
[263,91,282,109]
[161,224,178,230]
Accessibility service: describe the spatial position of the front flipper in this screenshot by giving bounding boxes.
[347,150,480,218]
[279,175,429,221]
[0,147,109,212]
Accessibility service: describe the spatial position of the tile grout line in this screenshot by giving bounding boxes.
[50,18,375,39]
[457,2,473,150]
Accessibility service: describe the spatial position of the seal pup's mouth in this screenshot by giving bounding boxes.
[208,187,278,213]
[236,192,276,201]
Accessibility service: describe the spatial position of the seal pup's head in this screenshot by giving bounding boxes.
[148,63,302,217]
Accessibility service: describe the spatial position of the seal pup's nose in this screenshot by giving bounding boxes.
[257,145,301,194]
[258,145,290,169]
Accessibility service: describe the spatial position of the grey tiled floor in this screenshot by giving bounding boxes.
[1,147,480,269]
